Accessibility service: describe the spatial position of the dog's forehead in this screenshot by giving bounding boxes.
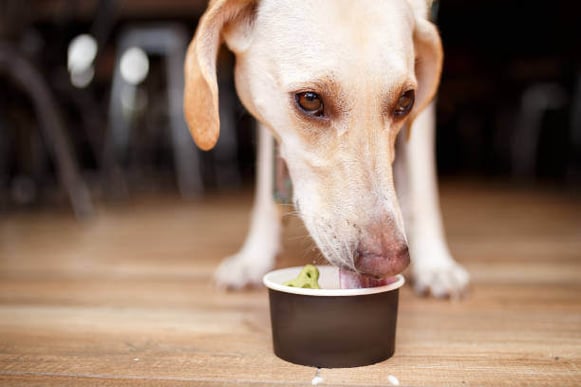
[255,0,416,88]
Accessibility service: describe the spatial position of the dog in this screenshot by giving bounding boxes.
[184,0,469,297]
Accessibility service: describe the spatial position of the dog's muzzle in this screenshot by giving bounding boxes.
[340,221,410,288]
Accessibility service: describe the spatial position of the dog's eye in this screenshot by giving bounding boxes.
[296,92,324,117]
[393,90,415,118]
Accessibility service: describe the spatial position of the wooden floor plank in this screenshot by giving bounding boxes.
[0,182,580,386]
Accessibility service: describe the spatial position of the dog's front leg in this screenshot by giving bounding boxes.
[214,124,281,289]
[397,102,469,298]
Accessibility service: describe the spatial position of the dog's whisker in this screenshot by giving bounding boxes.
[286,233,313,243]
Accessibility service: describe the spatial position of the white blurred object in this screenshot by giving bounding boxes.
[311,369,324,385]
[67,34,98,88]
[119,47,149,85]
[70,66,95,88]
[388,374,400,386]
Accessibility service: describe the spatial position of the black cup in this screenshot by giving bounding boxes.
[263,266,404,368]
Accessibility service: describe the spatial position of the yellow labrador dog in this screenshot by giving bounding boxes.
[184,0,469,297]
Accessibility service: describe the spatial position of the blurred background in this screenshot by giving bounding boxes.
[0,0,579,218]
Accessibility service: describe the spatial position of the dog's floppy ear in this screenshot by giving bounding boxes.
[406,4,443,137]
[412,19,443,118]
[184,0,256,150]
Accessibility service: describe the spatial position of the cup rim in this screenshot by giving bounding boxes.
[263,265,405,297]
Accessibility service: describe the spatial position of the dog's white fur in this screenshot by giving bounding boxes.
[184,0,469,297]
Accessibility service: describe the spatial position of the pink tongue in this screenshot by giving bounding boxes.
[339,268,396,289]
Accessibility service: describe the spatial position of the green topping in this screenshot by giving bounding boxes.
[283,264,320,289]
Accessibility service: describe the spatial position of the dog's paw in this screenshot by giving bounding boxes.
[412,260,470,299]
[214,252,275,290]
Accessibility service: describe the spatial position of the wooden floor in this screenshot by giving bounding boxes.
[0,181,579,386]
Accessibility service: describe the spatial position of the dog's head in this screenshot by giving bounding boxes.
[185,0,442,285]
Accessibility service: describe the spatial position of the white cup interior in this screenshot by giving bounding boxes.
[263,266,405,297]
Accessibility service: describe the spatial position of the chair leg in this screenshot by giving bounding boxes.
[0,45,94,219]
[166,29,203,197]
[102,50,131,199]
[512,83,566,179]
[105,25,204,198]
